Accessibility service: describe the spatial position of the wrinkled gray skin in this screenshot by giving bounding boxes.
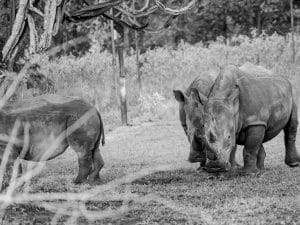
[197,64,300,173]
[173,76,214,167]
[0,95,105,183]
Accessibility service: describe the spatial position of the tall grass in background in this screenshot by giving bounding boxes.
[35,33,300,124]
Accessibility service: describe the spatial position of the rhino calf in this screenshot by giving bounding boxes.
[0,95,105,184]
[173,76,214,168]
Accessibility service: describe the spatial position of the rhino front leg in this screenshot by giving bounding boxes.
[0,148,22,191]
[284,103,300,167]
[242,126,265,174]
[256,145,266,170]
[229,145,241,169]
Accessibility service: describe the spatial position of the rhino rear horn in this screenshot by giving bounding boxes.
[190,88,207,105]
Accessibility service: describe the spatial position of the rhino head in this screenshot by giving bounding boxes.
[198,87,239,171]
[173,88,207,163]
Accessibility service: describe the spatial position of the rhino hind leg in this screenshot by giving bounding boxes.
[88,148,104,182]
[73,151,93,184]
[256,145,266,170]
[284,103,300,167]
[68,135,93,184]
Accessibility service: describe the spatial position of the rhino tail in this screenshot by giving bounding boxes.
[94,100,105,146]
[99,113,105,146]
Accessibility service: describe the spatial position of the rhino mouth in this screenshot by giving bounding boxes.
[188,155,206,163]
[203,160,230,173]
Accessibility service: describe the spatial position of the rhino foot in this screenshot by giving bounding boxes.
[241,167,260,176]
[196,161,206,171]
[73,179,84,184]
[285,155,300,167]
[230,162,242,170]
[87,175,101,184]
[286,161,300,167]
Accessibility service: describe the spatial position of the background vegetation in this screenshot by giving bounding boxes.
[1,1,300,224]
[26,33,300,127]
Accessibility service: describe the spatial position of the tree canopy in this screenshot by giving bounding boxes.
[0,0,298,63]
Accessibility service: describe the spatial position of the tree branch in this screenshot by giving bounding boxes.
[154,0,197,15]
[45,36,90,57]
[28,5,44,17]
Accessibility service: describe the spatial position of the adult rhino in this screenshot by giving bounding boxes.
[194,64,300,174]
[173,75,215,167]
[0,95,105,184]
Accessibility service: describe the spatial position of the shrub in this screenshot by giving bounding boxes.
[30,33,300,124]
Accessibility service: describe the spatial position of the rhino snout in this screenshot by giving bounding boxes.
[188,148,206,163]
[205,159,231,172]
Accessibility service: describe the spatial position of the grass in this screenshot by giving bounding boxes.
[2,121,300,224]
[1,34,300,224]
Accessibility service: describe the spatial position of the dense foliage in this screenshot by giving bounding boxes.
[1,0,298,54]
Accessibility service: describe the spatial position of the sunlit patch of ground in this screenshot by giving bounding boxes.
[3,121,300,224]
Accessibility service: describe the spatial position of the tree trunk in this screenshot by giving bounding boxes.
[2,0,29,63]
[135,29,142,93]
[256,7,262,35]
[38,0,57,51]
[117,46,127,126]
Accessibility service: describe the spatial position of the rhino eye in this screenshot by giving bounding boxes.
[209,132,216,143]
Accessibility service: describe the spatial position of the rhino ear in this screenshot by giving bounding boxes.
[190,88,207,105]
[227,86,239,102]
[173,90,187,103]
[226,87,239,113]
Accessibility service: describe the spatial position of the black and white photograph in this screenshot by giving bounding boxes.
[0,0,299,224]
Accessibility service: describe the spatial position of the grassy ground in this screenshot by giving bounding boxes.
[2,120,300,225]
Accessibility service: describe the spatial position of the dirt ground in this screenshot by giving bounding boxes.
[2,120,300,225]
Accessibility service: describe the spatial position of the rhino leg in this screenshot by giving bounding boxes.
[229,146,241,169]
[242,126,265,174]
[73,150,93,184]
[68,134,93,184]
[88,148,104,182]
[0,147,22,191]
[284,103,300,167]
[256,145,266,170]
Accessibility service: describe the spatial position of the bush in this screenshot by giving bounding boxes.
[31,33,300,124]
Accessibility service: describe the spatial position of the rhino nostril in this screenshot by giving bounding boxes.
[195,129,203,137]
[206,151,217,161]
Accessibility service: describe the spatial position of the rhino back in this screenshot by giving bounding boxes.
[236,70,293,140]
[0,95,98,161]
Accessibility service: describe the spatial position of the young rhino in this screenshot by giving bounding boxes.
[0,95,105,184]
[196,64,300,174]
[173,76,215,168]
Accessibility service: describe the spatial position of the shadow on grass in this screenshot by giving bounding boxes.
[129,167,258,186]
